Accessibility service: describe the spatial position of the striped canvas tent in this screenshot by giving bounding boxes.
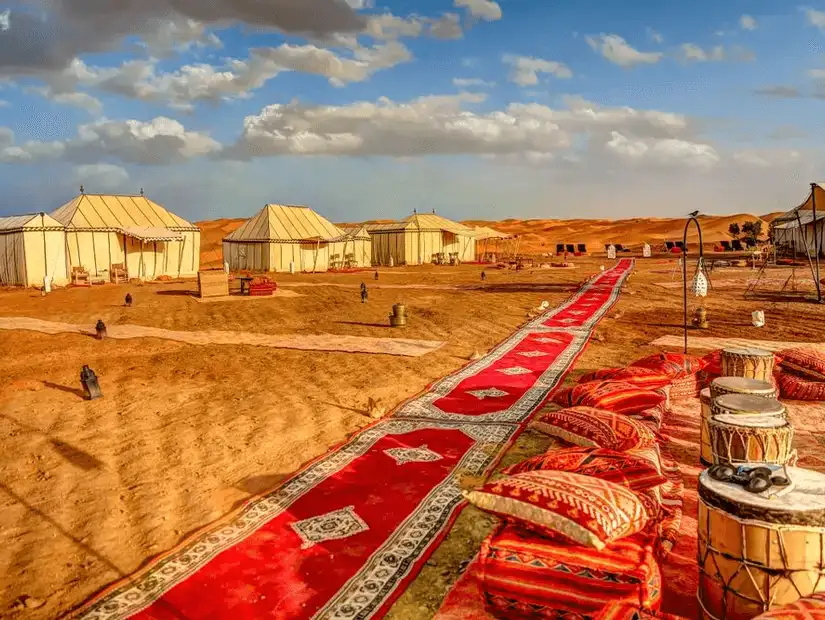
[339,226,373,268]
[0,213,68,287]
[365,211,476,266]
[773,183,825,257]
[51,192,200,280]
[222,204,357,272]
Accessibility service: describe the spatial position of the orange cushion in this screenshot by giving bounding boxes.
[553,381,666,414]
[504,446,666,492]
[776,370,825,401]
[464,470,649,549]
[630,352,708,379]
[533,406,657,451]
[578,367,672,390]
[778,347,825,381]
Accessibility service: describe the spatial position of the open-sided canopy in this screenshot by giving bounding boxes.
[473,226,510,240]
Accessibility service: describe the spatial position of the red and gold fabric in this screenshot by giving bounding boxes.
[533,406,657,452]
[596,600,690,620]
[578,367,672,390]
[628,405,665,434]
[630,352,708,380]
[701,349,723,376]
[503,446,666,492]
[669,374,701,401]
[775,370,825,401]
[464,470,650,550]
[777,347,825,381]
[553,381,667,414]
[751,593,825,619]
[479,524,662,620]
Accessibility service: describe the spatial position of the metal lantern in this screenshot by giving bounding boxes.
[80,365,102,400]
[389,303,407,327]
[692,257,708,297]
[481,271,486,281]
[125,293,133,307]
[95,319,107,340]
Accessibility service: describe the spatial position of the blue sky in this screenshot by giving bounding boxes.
[0,0,824,223]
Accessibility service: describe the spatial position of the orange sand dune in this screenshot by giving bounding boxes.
[196,213,782,269]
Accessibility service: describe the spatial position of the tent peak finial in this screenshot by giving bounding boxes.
[413,208,417,214]
[140,187,144,196]
[79,185,84,194]
[432,208,435,214]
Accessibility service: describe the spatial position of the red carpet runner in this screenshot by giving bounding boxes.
[70,259,634,620]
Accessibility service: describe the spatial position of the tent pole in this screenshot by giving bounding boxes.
[41,213,49,285]
[812,183,822,303]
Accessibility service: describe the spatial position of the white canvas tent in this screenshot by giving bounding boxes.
[366,211,476,266]
[0,213,68,287]
[773,183,825,257]
[51,192,200,280]
[223,204,354,272]
[339,226,373,268]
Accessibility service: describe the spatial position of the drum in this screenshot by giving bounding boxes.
[710,393,786,421]
[721,347,775,382]
[710,377,777,400]
[708,413,794,465]
[700,388,714,466]
[698,466,825,620]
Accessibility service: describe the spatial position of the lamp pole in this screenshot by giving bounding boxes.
[683,216,704,354]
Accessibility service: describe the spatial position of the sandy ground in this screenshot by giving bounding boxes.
[2,256,824,618]
[0,264,584,619]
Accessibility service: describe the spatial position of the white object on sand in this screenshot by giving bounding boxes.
[607,245,616,259]
[43,276,51,293]
[540,301,549,310]
[223,261,229,274]
[289,260,295,274]
[600,265,605,271]
[752,310,765,328]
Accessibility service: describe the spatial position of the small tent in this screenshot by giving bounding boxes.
[51,192,200,280]
[339,226,373,268]
[366,211,476,266]
[0,213,68,287]
[773,183,825,257]
[223,204,351,273]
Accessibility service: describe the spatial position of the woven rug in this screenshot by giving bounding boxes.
[68,259,634,620]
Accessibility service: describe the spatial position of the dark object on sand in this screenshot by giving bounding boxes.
[374,270,379,280]
[80,365,102,400]
[125,293,132,307]
[481,271,486,281]
[95,320,107,340]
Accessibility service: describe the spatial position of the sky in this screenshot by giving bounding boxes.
[0,0,824,224]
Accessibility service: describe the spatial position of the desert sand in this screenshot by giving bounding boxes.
[197,212,782,269]
[1,244,823,619]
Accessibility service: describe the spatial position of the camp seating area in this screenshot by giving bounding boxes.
[555,243,588,256]
[71,266,90,287]
[248,276,276,296]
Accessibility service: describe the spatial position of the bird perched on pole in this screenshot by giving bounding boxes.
[688,210,700,217]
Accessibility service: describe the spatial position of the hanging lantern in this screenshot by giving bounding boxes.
[692,258,708,297]
[80,365,102,400]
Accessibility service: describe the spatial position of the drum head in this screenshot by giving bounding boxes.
[711,377,774,392]
[712,393,785,416]
[722,347,773,358]
[712,413,787,428]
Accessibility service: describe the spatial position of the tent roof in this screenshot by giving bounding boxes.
[224,204,346,243]
[0,212,65,232]
[51,193,197,231]
[365,212,474,235]
[341,225,371,240]
[473,226,510,240]
[774,183,825,225]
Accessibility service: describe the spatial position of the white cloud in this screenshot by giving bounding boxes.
[648,29,664,44]
[73,164,130,190]
[585,34,663,68]
[138,19,223,56]
[33,42,412,111]
[740,14,758,30]
[805,8,825,33]
[503,55,573,86]
[733,148,801,167]
[454,0,502,21]
[0,117,219,165]
[678,44,754,63]
[453,77,495,87]
[0,10,9,32]
[0,100,9,107]
[605,131,720,167]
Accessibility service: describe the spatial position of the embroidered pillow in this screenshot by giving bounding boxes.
[464,470,649,549]
[504,446,666,492]
[630,352,708,379]
[553,381,666,414]
[778,347,825,381]
[702,350,723,376]
[775,370,825,401]
[578,367,672,390]
[532,407,656,452]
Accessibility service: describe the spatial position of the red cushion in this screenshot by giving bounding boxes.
[751,593,825,619]
[533,406,657,451]
[778,347,825,381]
[702,350,723,375]
[464,470,650,549]
[669,374,700,401]
[596,601,690,620]
[504,446,666,492]
[775,370,825,401]
[554,381,666,414]
[480,524,662,619]
[631,352,708,379]
[578,367,672,390]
